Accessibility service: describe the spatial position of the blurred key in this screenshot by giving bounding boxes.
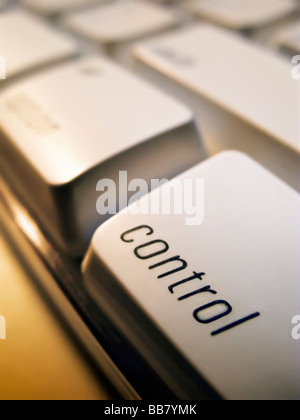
[0,10,77,79]
[19,0,102,16]
[273,20,300,54]
[83,151,300,400]
[0,56,203,255]
[187,0,298,30]
[63,0,178,61]
[151,0,179,4]
[133,24,300,191]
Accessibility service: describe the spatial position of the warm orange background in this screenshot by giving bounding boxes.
[0,230,115,400]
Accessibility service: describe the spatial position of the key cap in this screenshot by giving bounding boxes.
[0,10,77,79]
[187,0,299,30]
[19,0,101,16]
[133,24,300,192]
[273,20,300,55]
[0,56,204,256]
[82,151,300,400]
[63,0,178,62]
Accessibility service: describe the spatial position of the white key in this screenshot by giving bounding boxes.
[83,151,300,400]
[0,56,204,255]
[187,0,298,30]
[0,10,77,79]
[273,20,300,54]
[63,0,178,61]
[19,0,101,16]
[133,24,300,192]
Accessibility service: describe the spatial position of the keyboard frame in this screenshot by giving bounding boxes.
[0,172,182,400]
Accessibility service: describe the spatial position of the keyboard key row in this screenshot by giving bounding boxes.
[1,17,299,255]
[0,3,297,83]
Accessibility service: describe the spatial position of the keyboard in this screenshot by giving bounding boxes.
[0,0,299,400]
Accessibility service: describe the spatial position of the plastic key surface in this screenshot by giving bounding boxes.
[64,0,178,45]
[0,10,77,79]
[0,56,203,255]
[133,24,300,191]
[83,151,300,400]
[19,0,102,16]
[187,0,299,29]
